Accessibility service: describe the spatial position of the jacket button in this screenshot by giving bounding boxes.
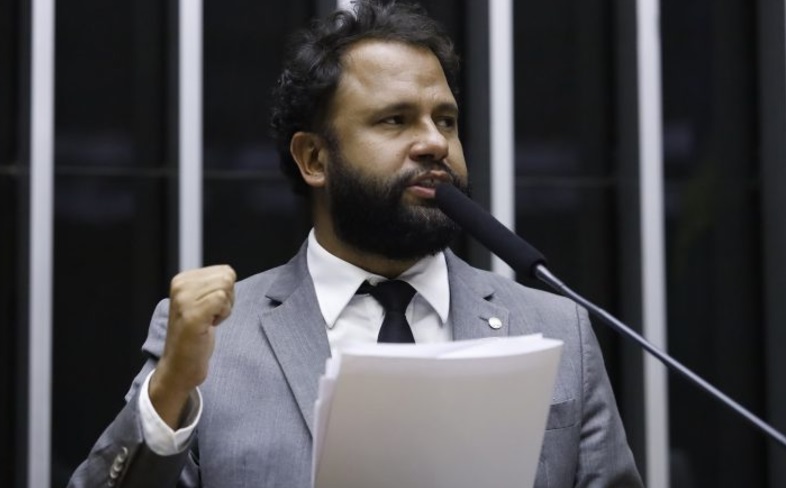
[117,446,129,462]
[108,446,128,485]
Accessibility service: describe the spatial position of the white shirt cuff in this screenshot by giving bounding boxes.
[138,369,202,456]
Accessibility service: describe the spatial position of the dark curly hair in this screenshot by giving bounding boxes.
[270,0,460,195]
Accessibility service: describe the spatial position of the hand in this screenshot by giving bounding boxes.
[149,265,236,428]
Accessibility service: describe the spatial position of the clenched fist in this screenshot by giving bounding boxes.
[149,265,236,428]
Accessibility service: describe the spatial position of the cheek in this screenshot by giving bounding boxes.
[448,142,468,174]
[349,139,408,171]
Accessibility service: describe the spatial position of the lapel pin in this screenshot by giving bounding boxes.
[488,317,502,330]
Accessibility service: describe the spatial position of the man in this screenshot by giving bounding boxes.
[69,1,642,487]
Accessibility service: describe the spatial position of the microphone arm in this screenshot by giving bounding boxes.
[535,265,786,450]
[435,183,786,450]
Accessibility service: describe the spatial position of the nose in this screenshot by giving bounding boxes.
[410,119,449,163]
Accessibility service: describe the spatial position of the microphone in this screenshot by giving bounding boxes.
[434,181,547,278]
[434,183,786,450]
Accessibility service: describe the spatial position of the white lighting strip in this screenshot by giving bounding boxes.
[489,0,515,279]
[179,0,203,270]
[636,0,670,486]
[29,0,55,486]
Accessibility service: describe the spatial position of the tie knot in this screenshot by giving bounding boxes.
[360,280,416,314]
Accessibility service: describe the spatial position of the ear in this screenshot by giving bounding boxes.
[290,131,327,189]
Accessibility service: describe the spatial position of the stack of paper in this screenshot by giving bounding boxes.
[312,334,563,488]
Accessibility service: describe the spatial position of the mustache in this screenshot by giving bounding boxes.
[391,163,464,192]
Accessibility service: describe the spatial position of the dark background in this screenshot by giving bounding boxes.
[2,0,782,486]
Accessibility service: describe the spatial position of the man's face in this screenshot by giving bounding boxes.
[321,40,470,260]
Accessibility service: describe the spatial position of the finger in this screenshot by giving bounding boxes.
[193,272,235,303]
[226,285,235,310]
[195,288,234,321]
[211,298,233,326]
[180,264,235,279]
[171,265,236,304]
[177,288,233,329]
[175,265,235,294]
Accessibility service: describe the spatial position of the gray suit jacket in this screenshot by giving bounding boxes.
[68,245,643,488]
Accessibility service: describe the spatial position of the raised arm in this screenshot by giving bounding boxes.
[67,265,236,488]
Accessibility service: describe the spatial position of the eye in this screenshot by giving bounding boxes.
[379,115,404,125]
[436,115,457,129]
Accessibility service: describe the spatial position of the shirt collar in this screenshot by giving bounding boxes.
[305,230,450,327]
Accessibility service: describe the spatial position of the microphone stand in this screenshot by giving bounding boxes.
[534,264,786,450]
[434,181,786,449]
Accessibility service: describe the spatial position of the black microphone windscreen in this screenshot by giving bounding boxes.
[435,184,547,278]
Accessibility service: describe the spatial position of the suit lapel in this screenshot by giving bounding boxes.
[444,251,513,341]
[255,247,528,436]
[257,245,331,437]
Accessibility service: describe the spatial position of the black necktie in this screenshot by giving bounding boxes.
[358,280,417,343]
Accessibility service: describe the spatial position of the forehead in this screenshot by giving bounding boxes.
[330,40,456,114]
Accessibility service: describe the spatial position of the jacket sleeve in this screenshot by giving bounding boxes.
[574,304,644,487]
[67,300,200,488]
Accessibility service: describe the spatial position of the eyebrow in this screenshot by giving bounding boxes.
[373,101,459,115]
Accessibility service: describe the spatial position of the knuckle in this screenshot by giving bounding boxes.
[204,291,226,311]
[216,289,232,305]
[221,275,235,290]
[218,265,236,283]
[208,290,224,304]
[173,293,189,308]
[170,275,182,293]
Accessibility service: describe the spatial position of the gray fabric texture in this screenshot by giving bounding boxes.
[68,243,643,488]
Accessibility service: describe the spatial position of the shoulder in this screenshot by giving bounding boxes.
[234,264,287,295]
[233,244,311,306]
[445,251,586,343]
[446,250,576,313]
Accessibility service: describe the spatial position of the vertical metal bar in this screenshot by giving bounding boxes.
[28,0,54,486]
[636,0,669,486]
[758,0,786,485]
[178,0,202,271]
[463,0,493,271]
[488,0,515,279]
[615,0,648,474]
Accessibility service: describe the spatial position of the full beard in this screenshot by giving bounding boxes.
[326,150,470,261]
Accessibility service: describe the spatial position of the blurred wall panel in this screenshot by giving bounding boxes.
[51,1,173,484]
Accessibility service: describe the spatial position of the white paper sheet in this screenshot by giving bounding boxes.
[312,334,563,488]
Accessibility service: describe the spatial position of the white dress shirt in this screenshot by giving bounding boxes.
[139,230,451,455]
